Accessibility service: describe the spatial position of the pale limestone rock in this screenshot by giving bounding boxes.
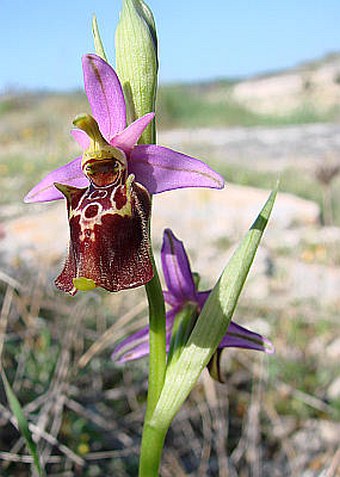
[327,376,340,400]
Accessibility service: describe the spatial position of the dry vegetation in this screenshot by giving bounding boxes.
[0,275,338,476]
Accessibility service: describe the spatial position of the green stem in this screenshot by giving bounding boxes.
[139,305,196,476]
[139,61,164,477]
[142,109,166,419]
[139,423,167,477]
[139,254,166,477]
[144,256,167,419]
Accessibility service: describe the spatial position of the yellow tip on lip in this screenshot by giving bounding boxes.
[73,277,97,292]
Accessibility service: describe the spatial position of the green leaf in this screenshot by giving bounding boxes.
[167,304,197,367]
[0,368,44,476]
[149,188,277,432]
[92,15,108,62]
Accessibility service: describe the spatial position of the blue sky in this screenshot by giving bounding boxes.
[1,0,340,92]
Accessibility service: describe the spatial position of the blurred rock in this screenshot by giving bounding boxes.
[153,184,323,298]
[325,337,340,361]
[0,223,5,240]
[152,183,320,248]
[160,123,340,170]
[1,184,320,268]
[268,225,340,258]
[2,183,340,305]
[273,257,340,303]
[0,202,67,269]
[327,376,340,400]
[231,55,340,115]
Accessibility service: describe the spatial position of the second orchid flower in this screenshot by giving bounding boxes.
[112,229,274,381]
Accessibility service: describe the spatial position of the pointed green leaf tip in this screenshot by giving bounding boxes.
[115,0,158,143]
[150,187,277,432]
[1,369,44,476]
[92,15,108,62]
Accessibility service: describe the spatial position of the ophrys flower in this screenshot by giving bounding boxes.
[112,229,274,380]
[25,55,224,295]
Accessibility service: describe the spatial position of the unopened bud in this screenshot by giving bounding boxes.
[115,0,158,143]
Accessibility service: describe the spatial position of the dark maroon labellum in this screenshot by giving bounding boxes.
[54,175,153,295]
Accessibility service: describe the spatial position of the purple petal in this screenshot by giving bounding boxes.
[114,338,151,363]
[111,113,155,154]
[129,144,225,194]
[219,321,274,354]
[163,290,181,307]
[112,310,176,363]
[24,156,88,203]
[196,291,211,311]
[112,325,149,359]
[161,229,197,304]
[71,129,90,150]
[82,54,126,140]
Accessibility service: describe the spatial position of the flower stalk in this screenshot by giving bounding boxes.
[144,256,167,419]
[115,1,167,471]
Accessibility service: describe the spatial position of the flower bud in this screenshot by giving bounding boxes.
[115,0,158,143]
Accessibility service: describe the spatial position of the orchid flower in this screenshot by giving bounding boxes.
[112,229,274,380]
[25,54,224,202]
[24,54,224,295]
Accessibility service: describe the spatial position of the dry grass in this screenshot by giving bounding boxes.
[0,270,338,476]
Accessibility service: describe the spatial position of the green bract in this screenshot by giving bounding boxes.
[139,188,277,476]
[92,15,108,62]
[154,188,277,424]
[115,0,158,143]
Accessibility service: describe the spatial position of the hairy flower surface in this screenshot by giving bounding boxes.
[25,54,224,295]
[112,229,274,378]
